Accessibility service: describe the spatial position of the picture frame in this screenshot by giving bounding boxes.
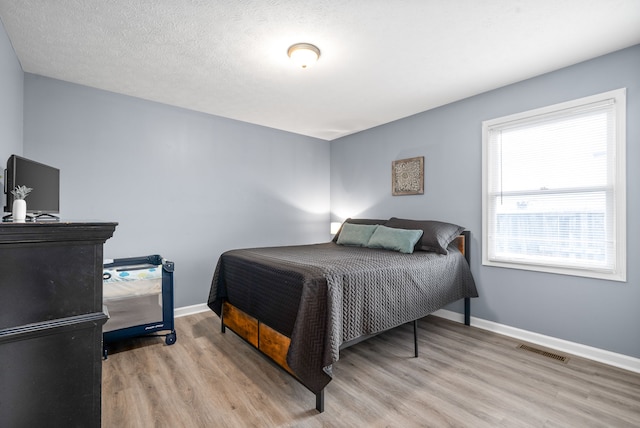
[392,156,424,196]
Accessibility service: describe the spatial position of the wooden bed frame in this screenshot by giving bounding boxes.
[220,231,472,412]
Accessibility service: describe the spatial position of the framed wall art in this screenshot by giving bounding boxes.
[392,156,424,196]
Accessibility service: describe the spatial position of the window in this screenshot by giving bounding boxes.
[482,89,626,281]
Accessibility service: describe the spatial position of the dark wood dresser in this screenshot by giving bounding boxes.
[0,221,117,427]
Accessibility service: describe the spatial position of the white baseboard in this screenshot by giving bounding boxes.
[431,308,640,374]
[174,303,210,318]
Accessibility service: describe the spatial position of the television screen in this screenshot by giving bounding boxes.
[4,155,60,216]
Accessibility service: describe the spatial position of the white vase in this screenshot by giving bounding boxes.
[13,199,27,223]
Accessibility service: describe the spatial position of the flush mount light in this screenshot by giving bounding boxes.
[287,43,321,68]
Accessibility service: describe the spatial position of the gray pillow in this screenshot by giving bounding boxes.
[384,217,464,254]
[336,223,379,247]
[367,225,424,254]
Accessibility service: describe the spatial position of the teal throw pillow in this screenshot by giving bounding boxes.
[336,223,379,247]
[367,225,424,254]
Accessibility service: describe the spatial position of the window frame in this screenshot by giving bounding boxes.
[482,89,626,281]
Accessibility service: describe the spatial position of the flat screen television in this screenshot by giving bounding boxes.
[4,155,60,219]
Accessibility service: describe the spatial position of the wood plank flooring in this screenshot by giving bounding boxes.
[102,311,640,427]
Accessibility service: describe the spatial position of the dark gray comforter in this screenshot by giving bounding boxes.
[208,241,477,394]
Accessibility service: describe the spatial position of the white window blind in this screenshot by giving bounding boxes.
[482,89,626,281]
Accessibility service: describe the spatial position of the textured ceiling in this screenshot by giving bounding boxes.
[1,1,639,140]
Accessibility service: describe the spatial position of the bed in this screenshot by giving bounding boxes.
[207,218,478,412]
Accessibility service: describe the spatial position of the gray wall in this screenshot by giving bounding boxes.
[23,75,330,307]
[330,45,640,359]
[0,17,23,207]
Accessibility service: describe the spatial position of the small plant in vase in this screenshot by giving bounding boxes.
[11,185,33,200]
[10,185,33,222]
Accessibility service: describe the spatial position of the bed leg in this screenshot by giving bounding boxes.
[464,297,470,326]
[220,306,226,333]
[413,319,419,357]
[316,389,325,413]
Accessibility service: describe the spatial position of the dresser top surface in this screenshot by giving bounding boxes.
[0,221,118,244]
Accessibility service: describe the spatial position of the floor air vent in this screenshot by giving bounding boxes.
[517,344,569,363]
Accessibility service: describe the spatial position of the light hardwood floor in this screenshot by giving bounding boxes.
[102,311,640,427]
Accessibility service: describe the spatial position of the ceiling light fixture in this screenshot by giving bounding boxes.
[287,43,320,69]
